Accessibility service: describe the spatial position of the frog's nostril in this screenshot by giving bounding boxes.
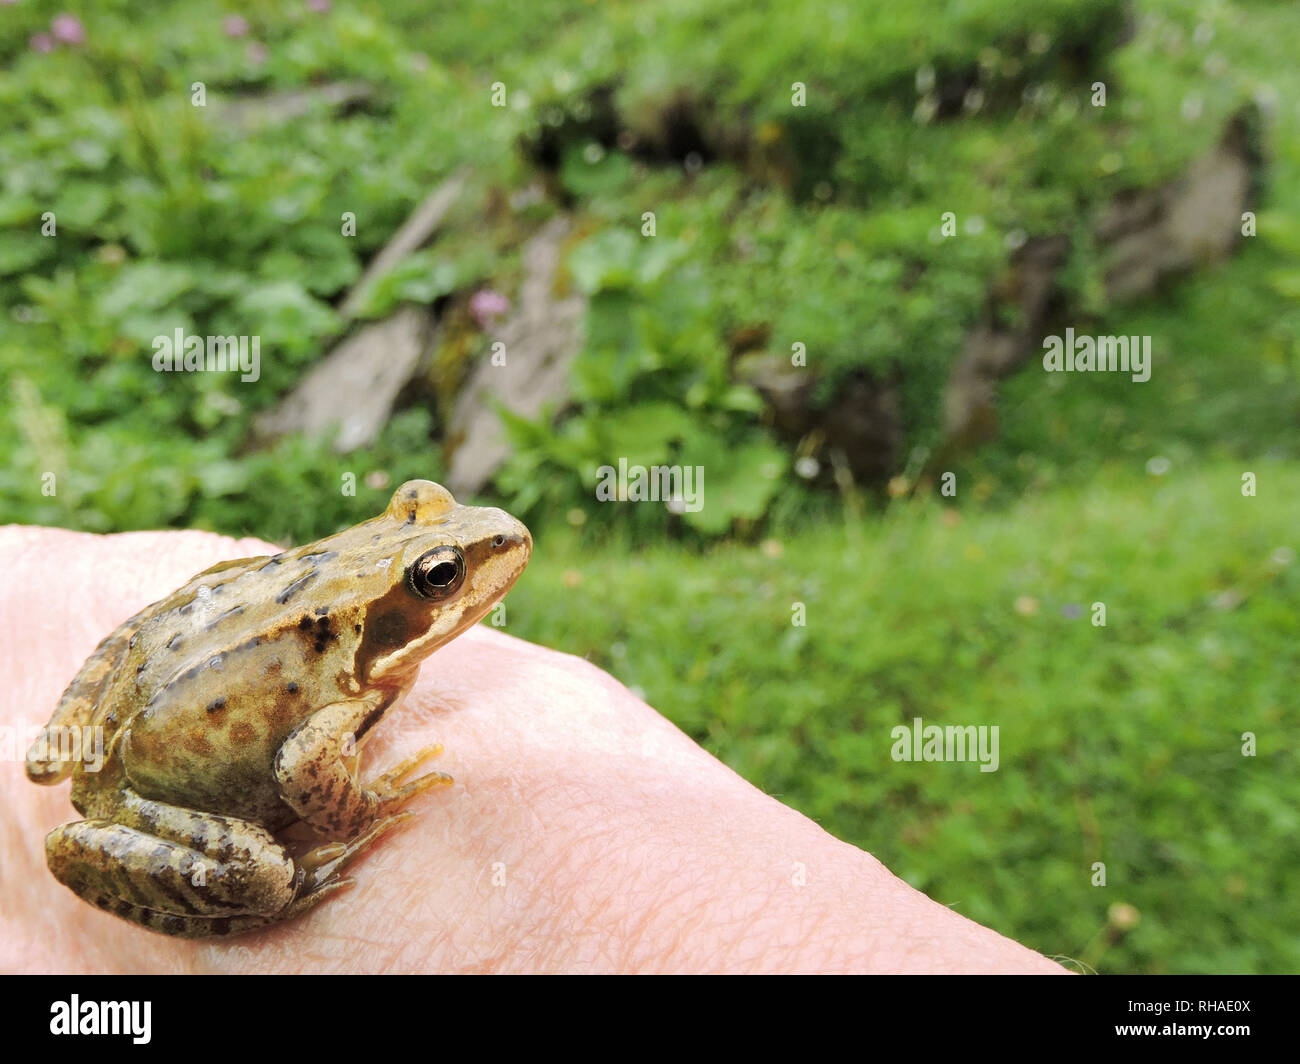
[491,534,506,549]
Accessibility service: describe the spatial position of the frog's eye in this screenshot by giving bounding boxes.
[408,546,465,599]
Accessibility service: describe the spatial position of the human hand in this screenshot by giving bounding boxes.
[1,526,1064,973]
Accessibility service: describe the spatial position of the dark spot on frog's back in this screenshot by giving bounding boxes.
[276,571,317,604]
[231,721,256,746]
[286,681,299,695]
[187,732,215,756]
[206,604,245,631]
[407,510,417,524]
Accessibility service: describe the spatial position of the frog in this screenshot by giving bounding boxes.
[25,480,531,938]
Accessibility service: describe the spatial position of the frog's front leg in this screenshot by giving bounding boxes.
[274,696,452,838]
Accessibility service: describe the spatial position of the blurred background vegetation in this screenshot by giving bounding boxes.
[1,0,1297,972]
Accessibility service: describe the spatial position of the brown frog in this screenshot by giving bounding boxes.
[26,480,530,937]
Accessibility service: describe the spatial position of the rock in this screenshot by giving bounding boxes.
[744,110,1260,481]
[215,82,376,132]
[251,169,471,452]
[1097,111,1257,302]
[339,168,470,319]
[941,235,1070,445]
[941,108,1258,447]
[444,216,586,496]
[252,304,435,452]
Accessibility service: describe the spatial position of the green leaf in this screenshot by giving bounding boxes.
[0,233,54,276]
[236,281,338,356]
[682,430,788,534]
[96,262,197,317]
[599,402,696,467]
[55,181,113,229]
[560,146,634,199]
[568,228,640,294]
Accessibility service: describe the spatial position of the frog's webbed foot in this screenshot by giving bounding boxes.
[275,699,452,839]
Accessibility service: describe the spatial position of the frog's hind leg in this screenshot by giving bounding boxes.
[26,605,150,784]
[45,791,411,938]
[44,795,300,936]
[57,813,412,938]
[80,879,354,939]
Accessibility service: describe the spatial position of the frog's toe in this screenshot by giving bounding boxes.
[365,743,453,814]
[299,812,413,892]
[285,875,355,916]
[371,769,454,816]
[367,743,445,789]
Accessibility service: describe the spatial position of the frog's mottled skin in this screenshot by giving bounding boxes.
[26,481,530,938]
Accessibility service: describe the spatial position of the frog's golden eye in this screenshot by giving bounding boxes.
[408,546,465,599]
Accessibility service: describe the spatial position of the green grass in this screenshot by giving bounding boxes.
[508,462,1300,973]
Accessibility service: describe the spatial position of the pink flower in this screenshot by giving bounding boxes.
[305,0,331,12]
[30,33,55,53]
[246,41,269,64]
[468,289,510,328]
[223,15,249,38]
[50,14,85,46]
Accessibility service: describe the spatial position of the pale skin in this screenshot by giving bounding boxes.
[1,526,1065,974]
